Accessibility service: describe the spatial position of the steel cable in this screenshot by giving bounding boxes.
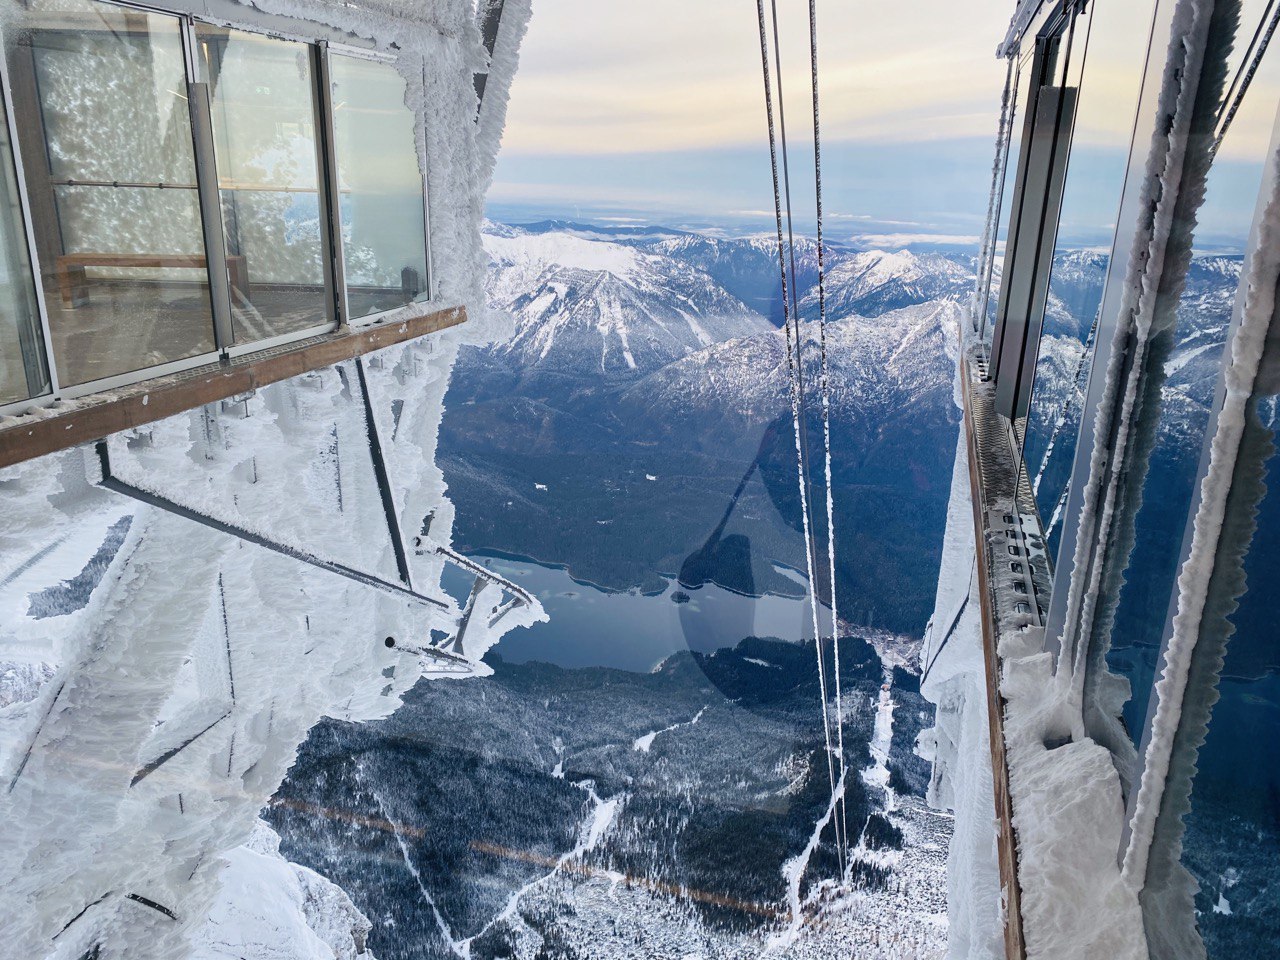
[805,0,850,872]
[754,0,845,874]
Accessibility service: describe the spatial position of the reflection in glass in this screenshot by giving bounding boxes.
[1096,0,1280,762]
[329,54,429,321]
[1022,0,1156,563]
[1142,292,1280,959]
[198,24,328,342]
[9,0,216,387]
[0,79,48,405]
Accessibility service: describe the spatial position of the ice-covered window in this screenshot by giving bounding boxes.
[196,23,330,344]
[1091,0,1280,768]
[0,1,438,405]
[7,0,218,388]
[328,53,430,321]
[1020,0,1158,564]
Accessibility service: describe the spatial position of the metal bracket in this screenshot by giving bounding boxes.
[91,439,449,612]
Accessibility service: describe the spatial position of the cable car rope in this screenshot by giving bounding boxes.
[1213,0,1280,153]
[976,57,1018,338]
[754,0,846,874]
[805,0,850,869]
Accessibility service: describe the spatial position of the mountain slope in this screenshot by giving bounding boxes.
[480,228,772,390]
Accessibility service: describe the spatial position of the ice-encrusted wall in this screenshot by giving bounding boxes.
[0,1,536,958]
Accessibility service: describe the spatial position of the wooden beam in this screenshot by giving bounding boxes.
[0,305,465,469]
[960,347,1028,960]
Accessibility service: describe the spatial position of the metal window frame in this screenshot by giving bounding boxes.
[989,1,1087,423]
[182,60,237,350]
[0,0,228,414]
[0,0,437,421]
[187,18,344,342]
[0,39,58,409]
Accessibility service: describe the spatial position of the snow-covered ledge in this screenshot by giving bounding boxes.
[917,336,1146,960]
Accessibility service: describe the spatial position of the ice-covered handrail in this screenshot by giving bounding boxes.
[415,538,535,608]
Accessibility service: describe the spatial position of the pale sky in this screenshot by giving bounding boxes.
[490,0,1017,236]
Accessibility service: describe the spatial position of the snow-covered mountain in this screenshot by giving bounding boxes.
[617,300,964,447]
[446,225,975,633]
[481,227,771,385]
[648,233,825,320]
[799,250,973,319]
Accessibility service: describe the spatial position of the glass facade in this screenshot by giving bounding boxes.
[1161,383,1280,956]
[1133,2,1280,954]
[14,0,216,387]
[0,75,47,405]
[329,54,430,320]
[1022,0,1157,563]
[197,24,329,342]
[982,0,1280,949]
[0,0,433,410]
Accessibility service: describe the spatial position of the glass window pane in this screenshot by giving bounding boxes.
[1023,0,1158,563]
[1103,2,1279,752]
[329,54,429,321]
[8,0,216,388]
[197,25,328,343]
[0,79,48,405]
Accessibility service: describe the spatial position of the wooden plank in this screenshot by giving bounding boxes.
[960,347,1028,960]
[0,305,465,469]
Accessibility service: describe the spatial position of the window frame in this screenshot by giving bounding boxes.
[324,45,436,328]
[989,1,1087,421]
[0,39,57,404]
[0,0,436,417]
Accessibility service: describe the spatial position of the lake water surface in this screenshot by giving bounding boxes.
[445,553,815,672]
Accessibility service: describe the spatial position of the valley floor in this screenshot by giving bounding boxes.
[270,639,950,960]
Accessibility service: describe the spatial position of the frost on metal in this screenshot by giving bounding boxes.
[0,1,537,957]
[1123,116,1280,942]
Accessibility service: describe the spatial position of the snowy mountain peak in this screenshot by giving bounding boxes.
[484,230,647,280]
[480,228,770,382]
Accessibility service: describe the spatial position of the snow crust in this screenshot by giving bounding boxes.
[193,821,377,960]
[916,428,1003,960]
